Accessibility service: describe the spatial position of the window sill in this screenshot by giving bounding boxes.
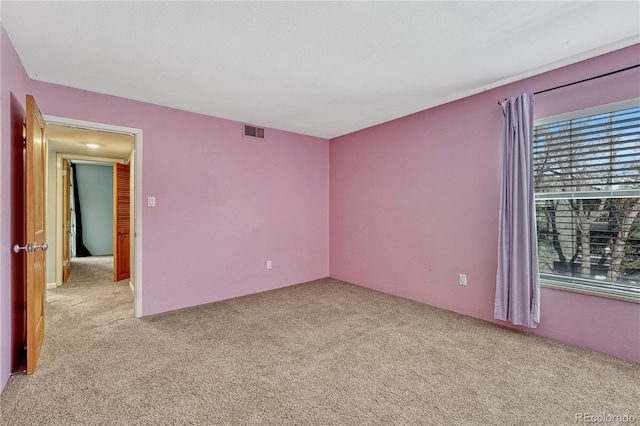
[541,279,640,304]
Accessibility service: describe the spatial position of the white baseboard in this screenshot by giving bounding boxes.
[129,280,134,294]
[46,282,57,290]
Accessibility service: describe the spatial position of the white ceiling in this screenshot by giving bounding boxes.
[2,1,639,139]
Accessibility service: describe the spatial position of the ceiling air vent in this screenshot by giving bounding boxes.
[244,124,265,139]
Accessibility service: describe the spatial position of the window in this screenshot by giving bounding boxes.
[533,101,640,301]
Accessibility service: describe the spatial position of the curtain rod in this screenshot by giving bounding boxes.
[497,63,640,105]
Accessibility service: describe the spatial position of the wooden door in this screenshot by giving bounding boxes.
[113,163,130,282]
[24,95,47,374]
[62,159,71,282]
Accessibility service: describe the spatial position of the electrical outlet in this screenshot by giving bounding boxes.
[147,196,156,207]
[459,274,467,286]
[267,260,272,270]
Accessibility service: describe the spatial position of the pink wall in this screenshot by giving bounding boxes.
[29,80,330,315]
[0,26,31,391]
[330,44,640,363]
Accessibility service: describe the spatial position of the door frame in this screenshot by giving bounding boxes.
[45,115,144,318]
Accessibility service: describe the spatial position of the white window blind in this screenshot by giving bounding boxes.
[533,104,640,300]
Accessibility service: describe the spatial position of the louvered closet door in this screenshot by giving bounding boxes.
[114,163,130,282]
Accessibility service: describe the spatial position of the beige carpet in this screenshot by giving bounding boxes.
[1,260,638,425]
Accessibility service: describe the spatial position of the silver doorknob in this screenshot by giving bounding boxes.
[13,243,48,253]
[13,244,31,253]
[33,243,48,251]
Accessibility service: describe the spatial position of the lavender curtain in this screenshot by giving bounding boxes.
[494,93,540,328]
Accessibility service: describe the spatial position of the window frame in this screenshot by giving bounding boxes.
[533,98,640,303]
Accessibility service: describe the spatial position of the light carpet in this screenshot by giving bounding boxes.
[1,257,638,425]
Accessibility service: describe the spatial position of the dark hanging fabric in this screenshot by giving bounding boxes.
[70,162,92,257]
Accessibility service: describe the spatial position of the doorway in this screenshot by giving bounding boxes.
[44,116,143,318]
[61,159,125,288]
